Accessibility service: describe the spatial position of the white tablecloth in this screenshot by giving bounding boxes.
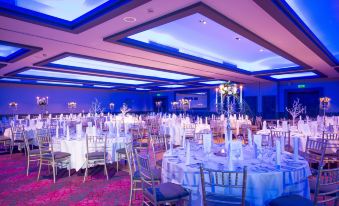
[162,144,311,206]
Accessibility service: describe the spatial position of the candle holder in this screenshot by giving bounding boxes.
[109,102,115,113]
[120,103,131,116]
[9,102,18,119]
[155,101,162,113]
[36,96,48,115]
[179,98,191,114]
[171,101,179,111]
[320,97,331,130]
[67,101,77,114]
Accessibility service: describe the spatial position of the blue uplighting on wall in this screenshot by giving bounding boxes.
[283,0,339,63]
[0,0,131,31]
[270,71,318,79]
[48,55,197,81]
[123,13,299,73]
[17,69,151,85]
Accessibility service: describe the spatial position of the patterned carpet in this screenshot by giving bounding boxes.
[0,151,141,206]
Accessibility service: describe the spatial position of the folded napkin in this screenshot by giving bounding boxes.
[230,140,243,160]
[76,123,82,139]
[185,141,191,165]
[203,133,212,153]
[276,139,281,168]
[293,137,299,161]
[247,128,253,146]
[263,121,267,131]
[253,134,262,159]
[66,125,70,140]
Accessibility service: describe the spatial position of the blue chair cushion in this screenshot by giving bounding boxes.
[85,151,106,160]
[145,182,189,202]
[42,151,71,160]
[269,195,313,206]
[205,193,250,206]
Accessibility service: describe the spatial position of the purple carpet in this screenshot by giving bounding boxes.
[0,152,142,206]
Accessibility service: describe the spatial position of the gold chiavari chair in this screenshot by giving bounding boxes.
[10,125,26,156]
[135,151,190,206]
[150,135,166,168]
[83,134,108,182]
[200,165,249,206]
[36,128,71,183]
[270,130,292,152]
[322,132,339,167]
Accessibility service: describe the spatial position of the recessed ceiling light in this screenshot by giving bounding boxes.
[200,80,226,85]
[36,80,83,86]
[199,20,207,24]
[93,85,114,88]
[259,49,264,52]
[136,88,150,91]
[270,72,318,79]
[123,17,136,23]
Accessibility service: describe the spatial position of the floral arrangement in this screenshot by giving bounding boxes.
[319,97,331,110]
[89,98,104,115]
[171,101,179,110]
[36,96,48,106]
[67,101,77,109]
[155,101,162,107]
[179,99,191,105]
[219,81,238,96]
[120,103,131,116]
[109,102,115,110]
[9,102,18,108]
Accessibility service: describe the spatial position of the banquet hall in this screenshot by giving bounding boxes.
[0,0,338,205]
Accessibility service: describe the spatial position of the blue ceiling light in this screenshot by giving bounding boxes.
[136,88,150,91]
[0,78,21,82]
[0,0,138,31]
[123,13,299,72]
[200,80,226,85]
[48,55,197,80]
[93,85,115,88]
[159,85,186,88]
[0,41,41,62]
[284,0,339,63]
[0,44,22,58]
[18,69,151,85]
[270,71,318,79]
[36,80,83,86]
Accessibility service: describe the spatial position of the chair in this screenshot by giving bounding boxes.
[269,167,313,206]
[0,130,11,154]
[270,130,292,152]
[150,135,167,168]
[312,166,339,206]
[135,152,190,206]
[10,125,26,156]
[24,130,48,176]
[200,165,249,206]
[36,128,71,183]
[83,134,108,182]
[322,132,339,167]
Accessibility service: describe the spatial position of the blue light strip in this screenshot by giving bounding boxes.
[0,44,22,57]
[0,78,21,82]
[50,56,197,80]
[159,85,186,88]
[270,71,317,79]
[200,80,226,85]
[19,69,151,85]
[93,85,115,88]
[36,80,83,86]
[136,88,150,90]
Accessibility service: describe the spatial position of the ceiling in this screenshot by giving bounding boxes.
[0,0,338,91]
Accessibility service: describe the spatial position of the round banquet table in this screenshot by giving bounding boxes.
[162,143,311,206]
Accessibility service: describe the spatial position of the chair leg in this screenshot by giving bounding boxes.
[104,163,108,180]
[26,156,30,176]
[68,160,71,177]
[52,163,56,183]
[129,180,133,206]
[83,161,88,183]
[116,154,119,172]
[37,159,42,181]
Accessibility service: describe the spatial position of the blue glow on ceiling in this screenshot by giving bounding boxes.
[200,80,226,85]
[0,0,109,21]
[36,80,83,86]
[284,0,339,62]
[270,71,317,79]
[93,85,115,88]
[126,13,298,72]
[159,85,186,88]
[136,88,150,91]
[50,56,197,80]
[0,44,22,58]
[0,78,21,82]
[18,69,151,85]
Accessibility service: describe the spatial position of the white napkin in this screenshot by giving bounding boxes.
[276,140,281,168]
[55,125,59,139]
[282,121,288,131]
[277,120,280,128]
[293,137,299,161]
[76,123,82,139]
[230,140,243,160]
[263,121,267,131]
[66,125,70,140]
[203,133,212,153]
[185,141,191,165]
[280,136,285,153]
[182,128,186,148]
[88,122,92,127]
[253,134,262,158]
[247,128,253,146]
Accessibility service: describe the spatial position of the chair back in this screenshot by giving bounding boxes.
[300,137,328,175]
[313,166,339,205]
[135,151,158,203]
[270,130,291,149]
[10,125,24,142]
[85,134,107,159]
[125,141,138,177]
[36,128,53,156]
[200,165,248,206]
[322,132,339,141]
[281,167,309,197]
[150,135,166,163]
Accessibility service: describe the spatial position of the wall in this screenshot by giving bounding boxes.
[0,83,152,115]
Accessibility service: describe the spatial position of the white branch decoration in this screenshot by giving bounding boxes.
[89,98,104,116]
[286,98,306,126]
